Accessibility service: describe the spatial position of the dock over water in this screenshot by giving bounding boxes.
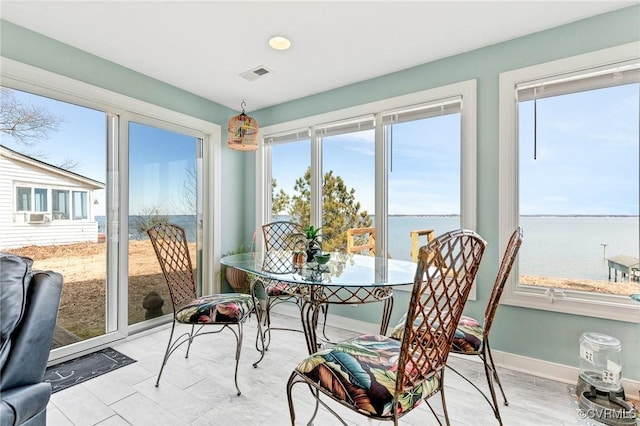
[607,255,640,282]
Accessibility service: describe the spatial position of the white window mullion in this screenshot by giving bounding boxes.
[310,125,322,229]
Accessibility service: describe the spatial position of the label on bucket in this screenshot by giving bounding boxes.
[603,360,622,384]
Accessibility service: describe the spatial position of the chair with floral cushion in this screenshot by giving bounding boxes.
[286,229,486,425]
[257,221,331,355]
[447,227,522,424]
[389,227,522,424]
[259,221,305,349]
[147,223,255,396]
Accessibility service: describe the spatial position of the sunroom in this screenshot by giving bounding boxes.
[0,2,638,425]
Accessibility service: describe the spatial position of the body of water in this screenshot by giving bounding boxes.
[97,215,639,282]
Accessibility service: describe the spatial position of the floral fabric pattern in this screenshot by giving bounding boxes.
[452,315,483,353]
[175,293,254,324]
[390,313,484,353]
[295,334,439,417]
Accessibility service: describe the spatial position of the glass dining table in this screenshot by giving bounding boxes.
[220,251,417,358]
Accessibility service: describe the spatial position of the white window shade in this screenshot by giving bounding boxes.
[314,115,375,137]
[517,60,640,101]
[382,96,462,125]
[263,128,310,145]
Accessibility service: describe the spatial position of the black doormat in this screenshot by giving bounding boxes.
[44,347,136,393]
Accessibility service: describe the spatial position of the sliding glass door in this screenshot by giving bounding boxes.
[1,87,110,348]
[128,121,201,326]
[1,75,213,359]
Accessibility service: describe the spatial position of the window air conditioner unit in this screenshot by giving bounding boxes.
[28,213,46,224]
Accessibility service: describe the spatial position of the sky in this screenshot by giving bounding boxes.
[2,83,639,218]
[519,83,639,215]
[271,113,461,216]
[1,88,196,216]
[272,84,639,217]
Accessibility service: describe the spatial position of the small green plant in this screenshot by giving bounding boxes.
[303,225,321,239]
[301,225,322,261]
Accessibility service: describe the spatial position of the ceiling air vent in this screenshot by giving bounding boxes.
[239,66,272,82]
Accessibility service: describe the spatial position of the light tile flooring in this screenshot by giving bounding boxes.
[46,313,597,425]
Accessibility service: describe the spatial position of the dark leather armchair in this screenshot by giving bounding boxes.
[1,253,63,426]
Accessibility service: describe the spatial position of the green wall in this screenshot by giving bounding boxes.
[2,6,639,379]
[251,6,640,379]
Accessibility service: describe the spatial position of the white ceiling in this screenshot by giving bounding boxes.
[1,1,635,111]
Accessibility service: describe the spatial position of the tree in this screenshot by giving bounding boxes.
[286,167,372,252]
[179,164,197,215]
[0,88,63,146]
[133,206,168,238]
[0,88,80,171]
[271,178,290,216]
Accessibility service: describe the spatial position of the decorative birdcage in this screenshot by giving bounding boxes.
[227,100,259,151]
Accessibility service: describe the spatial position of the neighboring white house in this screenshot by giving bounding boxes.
[0,144,105,249]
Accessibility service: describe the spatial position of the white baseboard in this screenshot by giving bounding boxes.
[270,304,640,402]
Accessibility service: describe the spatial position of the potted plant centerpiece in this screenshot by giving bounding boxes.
[301,225,323,262]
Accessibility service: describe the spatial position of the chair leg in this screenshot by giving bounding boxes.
[286,372,300,426]
[251,290,267,368]
[184,324,195,358]
[447,362,500,422]
[319,303,330,341]
[486,341,509,406]
[439,370,451,426]
[233,323,243,396]
[155,320,177,387]
[263,298,273,350]
[481,345,504,424]
[288,371,354,426]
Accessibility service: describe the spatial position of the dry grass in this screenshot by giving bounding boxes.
[5,240,195,341]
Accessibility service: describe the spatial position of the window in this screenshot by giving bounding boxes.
[385,98,462,260]
[52,189,70,220]
[16,186,31,211]
[13,184,87,220]
[266,128,311,224]
[34,188,47,212]
[499,42,640,322]
[319,116,375,252]
[260,80,476,270]
[72,191,88,220]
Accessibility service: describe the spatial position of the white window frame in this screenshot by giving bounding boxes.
[498,42,640,323]
[257,80,477,295]
[14,183,90,221]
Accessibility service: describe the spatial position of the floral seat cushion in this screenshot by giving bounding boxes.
[175,293,254,324]
[295,334,439,417]
[390,313,484,353]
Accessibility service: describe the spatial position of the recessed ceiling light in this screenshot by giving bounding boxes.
[269,35,291,51]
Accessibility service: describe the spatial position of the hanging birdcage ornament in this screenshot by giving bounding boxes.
[227,100,259,151]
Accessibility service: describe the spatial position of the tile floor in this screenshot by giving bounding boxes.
[45,313,609,425]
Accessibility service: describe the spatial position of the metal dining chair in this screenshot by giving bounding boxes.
[446,227,523,424]
[389,227,523,424]
[286,229,487,425]
[147,223,255,396]
[259,221,306,349]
